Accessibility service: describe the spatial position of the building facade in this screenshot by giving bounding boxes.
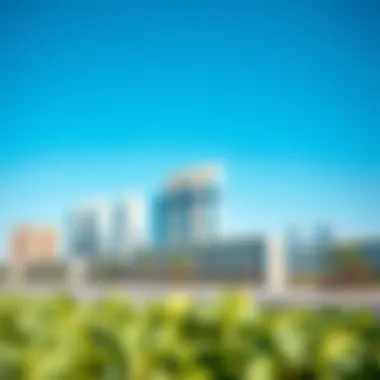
[87,235,267,283]
[312,223,335,255]
[285,224,335,283]
[10,225,58,264]
[110,195,146,256]
[153,164,222,247]
[69,201,110,258]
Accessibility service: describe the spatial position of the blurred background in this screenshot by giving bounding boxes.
[1,0,379,306]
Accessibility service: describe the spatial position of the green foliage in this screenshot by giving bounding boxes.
[0,292,379,379]
[330,244,374,285]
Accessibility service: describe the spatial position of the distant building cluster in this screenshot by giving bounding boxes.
[6,163,380,290]
[9,164,224,263]
[68,196,146,259]
[66,164,223,260]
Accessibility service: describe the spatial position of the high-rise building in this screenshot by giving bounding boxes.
[153,164,223,247]
[110,195,146,256]
[10,225,58,264]
[68,201,110,258]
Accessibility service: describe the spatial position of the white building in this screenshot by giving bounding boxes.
[110,195,146,256]
[69,200,111,258]
[266,235,287,293]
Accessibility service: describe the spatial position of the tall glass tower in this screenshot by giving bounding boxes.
[153,164,222,247]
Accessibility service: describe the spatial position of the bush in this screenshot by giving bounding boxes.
[0,292,379,379]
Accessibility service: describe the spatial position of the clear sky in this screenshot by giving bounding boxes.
[1,0,379,254]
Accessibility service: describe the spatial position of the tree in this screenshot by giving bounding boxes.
[330,244,373,286]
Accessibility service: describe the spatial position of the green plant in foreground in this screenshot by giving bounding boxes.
[0,292,379,379]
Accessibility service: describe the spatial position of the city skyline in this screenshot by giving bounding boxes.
[1,0,379,255]
[2,161,378,258]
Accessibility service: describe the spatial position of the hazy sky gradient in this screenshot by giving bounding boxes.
[1,0,379,253]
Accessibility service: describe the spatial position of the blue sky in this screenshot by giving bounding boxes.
[1,0,379,253]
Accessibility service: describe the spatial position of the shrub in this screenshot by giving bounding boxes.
[0,292,379,379]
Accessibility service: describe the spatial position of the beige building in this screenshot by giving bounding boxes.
[10,225,59,264]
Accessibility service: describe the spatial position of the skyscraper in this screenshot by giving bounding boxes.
[110,195,146,256]
[153,164,223,247]
[69,201,110,258]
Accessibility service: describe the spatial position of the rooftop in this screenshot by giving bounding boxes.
[165,164,223,191]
